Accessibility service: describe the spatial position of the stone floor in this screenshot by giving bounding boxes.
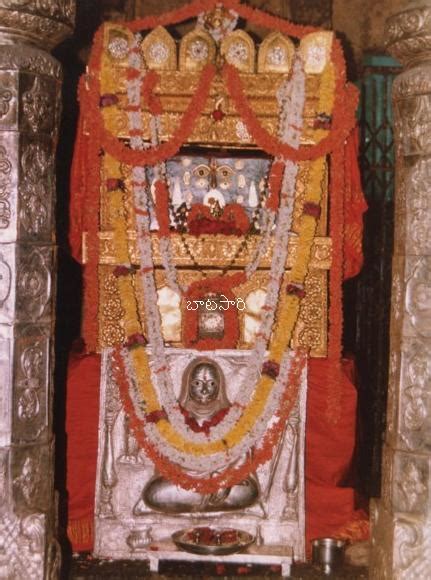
[67,553,368,579]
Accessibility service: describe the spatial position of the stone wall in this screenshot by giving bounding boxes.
[333,0,407,64]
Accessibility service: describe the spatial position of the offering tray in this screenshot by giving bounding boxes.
[172,526,255,556]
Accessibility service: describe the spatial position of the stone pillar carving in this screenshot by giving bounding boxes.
[0,2,74,579]
[370,3,431,578]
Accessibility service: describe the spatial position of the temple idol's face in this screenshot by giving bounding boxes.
[189,363,220,405]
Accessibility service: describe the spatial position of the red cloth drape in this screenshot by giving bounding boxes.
[306,358,369,549]
[343,127,368,281]
[66,351,101,551]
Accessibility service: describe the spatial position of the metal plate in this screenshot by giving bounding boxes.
[172,527,255,556]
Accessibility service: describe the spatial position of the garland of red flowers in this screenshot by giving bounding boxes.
[113,344,306,493]
[183,273,246,349]
[179,405,230,436]
[72,2,359,416]
[153,180,171,237]
[187,203,250,236]
[266,160,285,211]
[141,70,163,115]
[222,51,358,162]
[81,22,358,170]
[82,26,216,167]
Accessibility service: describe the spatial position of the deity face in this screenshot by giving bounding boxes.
[189,363,220,404]
[179,357,230,419]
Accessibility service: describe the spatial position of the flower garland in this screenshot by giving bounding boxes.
[79,20,357,169]
[128,166,311,456]
[72,1,359,361]
[81,25,216,168]
[97,47,328,489]
[135,56,306,356]
[102,59,320,485]
[112,154,325,477]
[124,54,308,438]
[113,345,306,493]
[222,53,357,162]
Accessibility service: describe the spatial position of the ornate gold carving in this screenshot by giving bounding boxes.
[292,269,327,358]
[86,232,332,270]
[141,27,177,71]
[99,261,328,357]
[101,24,328,148]
[99,268,126,347]
[107,28,130,62]
[101,76,323,147]
[179,29,216,72]
[220,30,255,73]
[258,32,294,74]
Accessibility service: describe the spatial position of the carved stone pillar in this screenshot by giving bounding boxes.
[370,3,431,578]
[0,2,74,578]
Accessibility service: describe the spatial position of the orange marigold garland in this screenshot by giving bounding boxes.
[80,31,217,168]
[222,52,358,162]
[79,23,357,169]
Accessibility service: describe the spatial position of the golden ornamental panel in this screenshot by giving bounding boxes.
[140,26,177,71]
[83,232,332,271]
[100,23,331,148]
[179,29,217,72]
[291,269,327,358]
[298,31,334,74]
[257,32,295,74]
[220,30,256,73]
[98,265,328,358]
[101,72,324,148]
[99,267,126,347]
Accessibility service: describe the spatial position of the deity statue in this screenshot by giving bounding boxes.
[134,357,259,514]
